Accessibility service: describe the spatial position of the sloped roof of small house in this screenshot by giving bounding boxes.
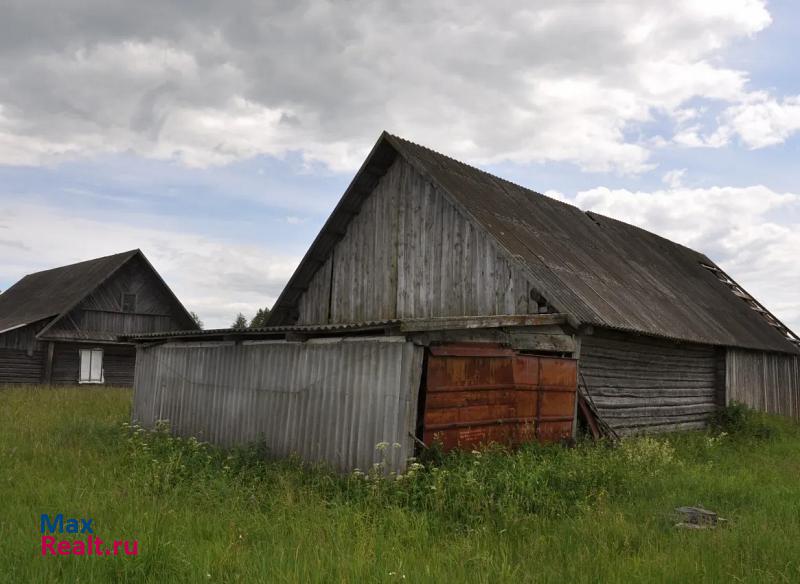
[269,132,799,355]
[0,249,195,335]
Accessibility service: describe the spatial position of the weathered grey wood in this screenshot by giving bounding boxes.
[0,321,47,350]
[0,347,46,384]
[580,329,717,434]
[400,314,567,332]
[43,341,55,385]
[620,420,708,435]
[44,253,189,339]
[599,403,717,415]
[294,157,541,325]
[588,388,716,399]
[727,348,800,418]
[508,332,576,353]
[407,325,577,355]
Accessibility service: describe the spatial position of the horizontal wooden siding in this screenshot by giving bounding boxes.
[580,331,718,434]
[0,348,45,384]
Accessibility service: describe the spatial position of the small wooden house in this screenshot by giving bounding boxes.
[129,132,800,472]
[0,249,197,386]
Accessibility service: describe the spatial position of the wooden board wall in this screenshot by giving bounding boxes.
[0,348,45,384]
[0,322,46,351]
[296,157,539,323]
[727,348,800,418]
[0,322,48,384]
[580,330,719,434]
[51,343,136,386]
[46,255,186,338]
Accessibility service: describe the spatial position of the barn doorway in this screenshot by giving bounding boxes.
[421,343,577,451]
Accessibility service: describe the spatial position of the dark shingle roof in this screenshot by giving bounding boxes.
[0,250,138,333]
[269,132,799,354]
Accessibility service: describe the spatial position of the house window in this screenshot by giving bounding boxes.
[121,293,137,313]
[79,349,104,384]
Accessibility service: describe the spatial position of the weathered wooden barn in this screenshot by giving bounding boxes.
[131,132,800,472]
[0,250,197,386]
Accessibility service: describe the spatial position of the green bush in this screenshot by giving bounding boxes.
[711,401,777,439]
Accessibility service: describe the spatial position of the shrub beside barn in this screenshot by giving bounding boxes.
[129,132,800,473]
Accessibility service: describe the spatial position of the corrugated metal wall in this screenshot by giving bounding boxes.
[580,330,718,435]
[132,336,424,473]
[727,348,800,418]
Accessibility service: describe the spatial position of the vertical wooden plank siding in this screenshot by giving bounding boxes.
[0,323,43,350]
[296,157,537,324]
[132,337,424,474]
[726,348,800,418]
[46,254,187,339]
[580,331,718,434]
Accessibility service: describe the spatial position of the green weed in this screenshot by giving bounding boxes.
[3,385,800,583]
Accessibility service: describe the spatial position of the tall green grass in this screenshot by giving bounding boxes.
[2,386,800,583]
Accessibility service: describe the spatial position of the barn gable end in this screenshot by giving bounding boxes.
[43,252,194,340]
[295,156,542,324]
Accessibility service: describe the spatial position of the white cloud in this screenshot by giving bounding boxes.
[552,184,800,333]
[0,0,775,173]
[672,125,732,148]
[0,200,299,328]
[662,168,686,188]
[720,92,800,149]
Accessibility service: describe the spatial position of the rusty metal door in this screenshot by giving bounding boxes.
[422,343,576,451]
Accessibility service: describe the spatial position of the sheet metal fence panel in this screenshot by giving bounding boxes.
[132,336,424,473]
[422,343,576,450]
[727,348,800,418]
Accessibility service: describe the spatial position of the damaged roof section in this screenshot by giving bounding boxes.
[269,132,799,355]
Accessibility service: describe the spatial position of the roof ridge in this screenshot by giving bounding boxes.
[20,249,139,278]
[384,132,585,212]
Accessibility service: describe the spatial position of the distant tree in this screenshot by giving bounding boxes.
[231,313,248,330]
[249,307,271,329]
[189,311,204,330]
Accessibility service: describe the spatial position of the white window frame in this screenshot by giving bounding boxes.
[78,348,105,384]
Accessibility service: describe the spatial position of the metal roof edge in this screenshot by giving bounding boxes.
[587,323,800,356]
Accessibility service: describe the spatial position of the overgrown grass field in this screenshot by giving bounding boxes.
[2,386,800,582]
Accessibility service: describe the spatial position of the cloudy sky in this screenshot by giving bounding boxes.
[1,0,798,330]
